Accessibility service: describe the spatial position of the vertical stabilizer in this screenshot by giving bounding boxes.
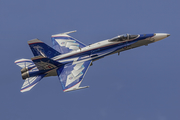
[28,39,61,58]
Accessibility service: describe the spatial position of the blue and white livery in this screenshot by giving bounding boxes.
[15,31,170,92]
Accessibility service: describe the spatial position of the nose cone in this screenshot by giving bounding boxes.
[152,33,170,42]
[167,34,170,37]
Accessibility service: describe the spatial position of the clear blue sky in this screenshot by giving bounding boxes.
[0,0,179,120]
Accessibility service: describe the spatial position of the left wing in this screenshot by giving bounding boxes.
[57,60,91,92]
[51,31,86,54]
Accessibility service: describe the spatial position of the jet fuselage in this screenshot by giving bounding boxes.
[15,32,170,92]
[52,33,169,65]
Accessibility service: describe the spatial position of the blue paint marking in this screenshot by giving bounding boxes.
[57,60,91,91]
[138,34,154,40]
[29,42,61,58]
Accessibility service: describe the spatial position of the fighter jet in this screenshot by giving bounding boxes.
[15,31,170,92]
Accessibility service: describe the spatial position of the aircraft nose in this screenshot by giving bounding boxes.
[152,33,170,42]
[167,34,170,37]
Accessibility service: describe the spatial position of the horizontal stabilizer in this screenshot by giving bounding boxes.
[31,56,63,71]
[21,74,45,92]
[15,59,34,68]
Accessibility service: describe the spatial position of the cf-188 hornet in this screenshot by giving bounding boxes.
[15,31,170,92]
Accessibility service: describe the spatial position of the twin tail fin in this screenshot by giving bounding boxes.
[28,39,61,58]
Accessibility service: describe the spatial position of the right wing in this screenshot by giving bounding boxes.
[51,31,86,54]
[57,60,92,92]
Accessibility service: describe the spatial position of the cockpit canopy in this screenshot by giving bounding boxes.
[109,34,138,42]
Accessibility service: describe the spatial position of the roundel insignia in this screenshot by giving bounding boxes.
[69,77,73,80]
[48,51,52,54]
[61,42,65,45]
